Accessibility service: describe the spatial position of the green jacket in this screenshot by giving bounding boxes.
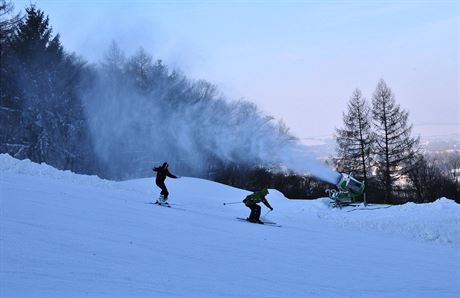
[243,189,272,209]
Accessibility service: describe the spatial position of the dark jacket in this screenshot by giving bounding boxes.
[243,189,272,209]
[153,165,177,183]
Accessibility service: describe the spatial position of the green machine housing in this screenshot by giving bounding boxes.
[326,173,365,207]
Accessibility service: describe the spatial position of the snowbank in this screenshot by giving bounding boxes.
[320,198,460,247]
[0,153,109,185]
[263,186,460,247]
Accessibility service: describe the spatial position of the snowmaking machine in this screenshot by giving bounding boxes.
[326,173,365,208]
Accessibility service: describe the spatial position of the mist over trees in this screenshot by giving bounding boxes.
[82,40,305,180]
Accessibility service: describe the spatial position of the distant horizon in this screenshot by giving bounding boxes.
[301,131,459,151]
[12,0,459,140]
[300,122,460,141]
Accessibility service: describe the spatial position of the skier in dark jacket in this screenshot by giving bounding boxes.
[153,162,178,203]
[243,188,273,224]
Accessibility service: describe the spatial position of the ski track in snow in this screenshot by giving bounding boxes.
[1,154,459,297]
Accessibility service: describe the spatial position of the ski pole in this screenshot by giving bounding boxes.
[263,210,272,217]
[223,201,243,206]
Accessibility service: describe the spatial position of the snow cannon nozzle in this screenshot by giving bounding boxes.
[336,173,364,195]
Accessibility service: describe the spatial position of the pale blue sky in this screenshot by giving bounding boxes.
[13,0,459,140]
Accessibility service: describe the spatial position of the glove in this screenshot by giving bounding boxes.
[270,207,274,211]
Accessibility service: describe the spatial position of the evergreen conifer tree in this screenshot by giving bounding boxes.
[371,79,419,203]
[0,0,22,154]
[4,5,94,171]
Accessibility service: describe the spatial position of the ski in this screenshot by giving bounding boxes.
[154,201,171,208]
[236,217,281,227]
[261,219,277,225]
[148,201,186,211]
[154,201,181,206]
[346,205,393,212]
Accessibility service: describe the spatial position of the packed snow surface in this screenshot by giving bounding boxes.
[1,154,459,297]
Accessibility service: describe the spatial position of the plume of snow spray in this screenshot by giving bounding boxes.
[276,144,341,184]
[81,45,340,183]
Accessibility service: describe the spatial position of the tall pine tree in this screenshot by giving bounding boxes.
[3,5,95,172]
[371,79,419,203]
[8,5,63,163]
[335,88,373,203]
[0,0,23,157]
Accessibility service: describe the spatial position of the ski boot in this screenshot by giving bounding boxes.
[247,217,263,224]
[156,195,168,206]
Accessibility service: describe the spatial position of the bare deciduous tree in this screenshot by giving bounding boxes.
[0,0,22,44]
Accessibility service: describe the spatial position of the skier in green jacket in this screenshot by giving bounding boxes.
[243,188,273,224]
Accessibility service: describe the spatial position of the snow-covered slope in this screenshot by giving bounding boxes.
[1,154,459,297]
